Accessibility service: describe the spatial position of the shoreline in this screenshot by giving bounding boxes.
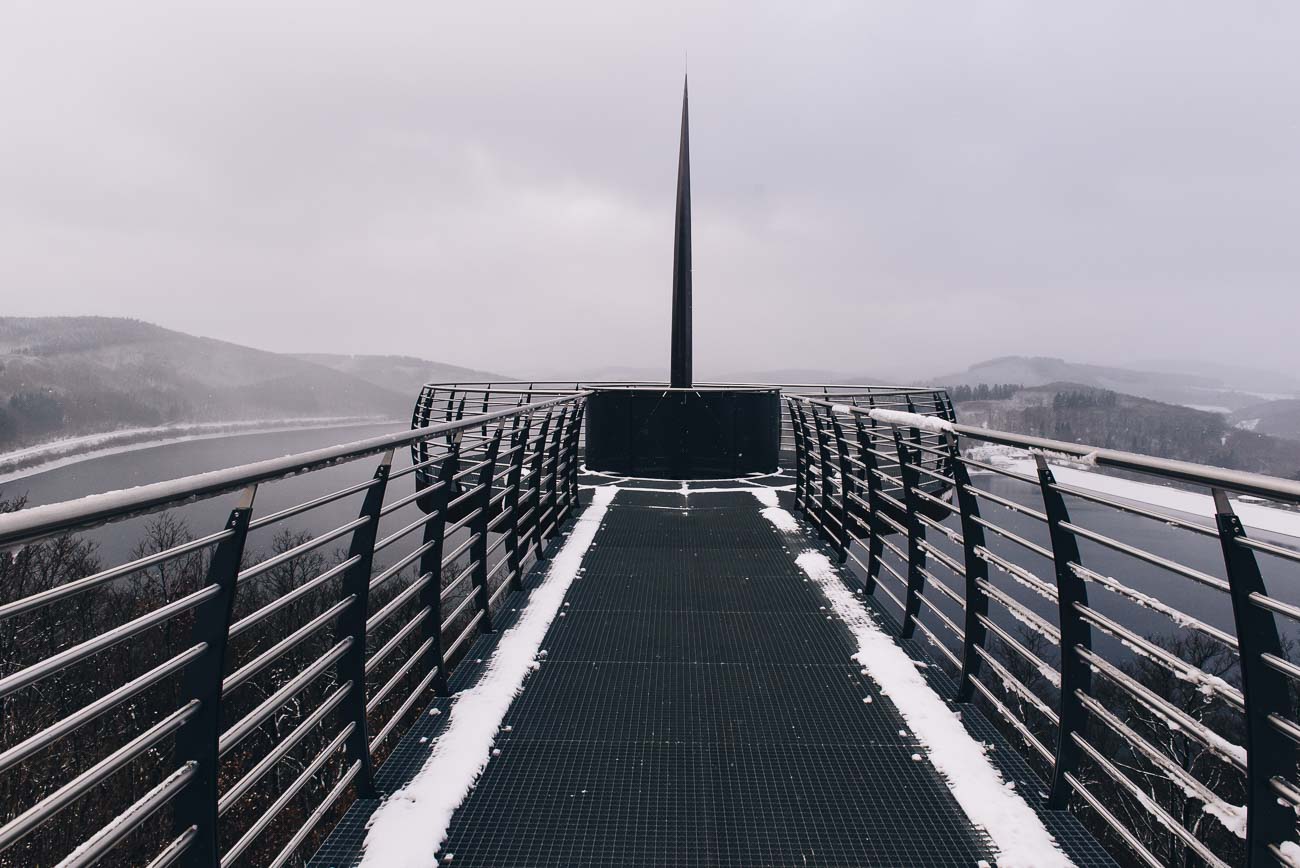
[0,417,406,485]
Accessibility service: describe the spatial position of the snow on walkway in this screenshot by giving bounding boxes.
[752,490,1074,868]
[358,486,617,867]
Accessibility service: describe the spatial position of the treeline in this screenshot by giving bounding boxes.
[954,384,1300,479]
[0,388,179,447]
[946,383,1022,403]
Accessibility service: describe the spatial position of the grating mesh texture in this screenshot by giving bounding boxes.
[437,490,996,867]
[313,482,1115,867]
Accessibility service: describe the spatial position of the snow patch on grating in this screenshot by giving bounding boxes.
[748,488,799,531]
[757,505,1073,868]
[357,486,618,868]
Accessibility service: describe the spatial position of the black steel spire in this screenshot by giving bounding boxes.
[670,75,692,389]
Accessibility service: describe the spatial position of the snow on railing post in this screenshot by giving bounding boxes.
[170,484,257,868]
[417,433,460,697]
[529,411,553,561]
[946,432,989,703]
[334,449,394,799]
[829,412,853,564]
[849,410,884,596]
[469,428,503,634]
[504,415,532,595]
[892,430,928,640]
[1212,488,1293,866]
[1032,453,1093,809]
[788,399,809,514]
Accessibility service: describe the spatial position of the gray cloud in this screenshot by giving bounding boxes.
[2,1,1297,380]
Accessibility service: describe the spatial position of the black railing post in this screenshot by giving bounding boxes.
[1212,489,1293,866]
[529,411,553,562]
[567,400,586,509]
[554,406,577,521]
[811,408,835,543]
[829,413,853,564]
[1032,453,1092,809]
[504,415,532,594]
[545,407,567,533]
[334,449,393,800]
[470,428,503,634]
[893,431,927,639]
[788,400,809,513]
[171,485,257,868]
[417,432,460,697]
[852,413,884,596]
[946,432,989,703]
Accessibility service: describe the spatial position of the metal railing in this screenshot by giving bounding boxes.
[788,395,1300,868]
[0,392,587,867]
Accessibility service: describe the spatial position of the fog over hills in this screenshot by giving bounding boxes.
[0,317,501,450]
[936,356,1298,413]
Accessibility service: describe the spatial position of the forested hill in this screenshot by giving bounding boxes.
[0,317,499,450]
[955,383,1300,480]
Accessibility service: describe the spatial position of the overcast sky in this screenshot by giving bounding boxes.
[2,2,1297,380]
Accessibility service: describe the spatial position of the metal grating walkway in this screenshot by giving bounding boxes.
[439,487,995,867]
[313,483,1113,867]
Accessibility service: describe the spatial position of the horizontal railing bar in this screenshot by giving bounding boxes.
[0,643,203,776]
[219,639,350,757]
[220,723,354,866]
[1080,647,1246,770]
[0,701,199,854]
[238,516,369,584]
[1064,772,1165,868]
[1074,602,1243,710]
[218,681,352,816]
[366,606,432,676]
[144,825,197,868]
[59,762,196,868]
[366,572,436,635]
[0,392,588,547]
[266,759,361,868]
[223,596,354,694]
[972,644,1059,724]
[1059,520,1230,594]
[368,667,441,752]
[229,555,358,639]
[1069,561,1237,650]
[249,478,380,530]
[366,637,436,715]
[0,584,218,700]
[0,527,231,623]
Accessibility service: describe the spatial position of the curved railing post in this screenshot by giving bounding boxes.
[1212,489,1293,866]
[417,432,461,697]
[892,430,927,639]
[171,485,257,868]
[504,415,533,594]
[335,449,394,800]
[1032,453,1092,809]
[851,413,883,596]
[811,407,836,545]
[788,399,809,513]
[829,413,853,564]
[543,407,568,540]
[470,428,503,634]
[566,400,586,509]
[529,411,553,561]
[946,432,989,703]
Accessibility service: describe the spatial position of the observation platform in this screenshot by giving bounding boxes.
[312,473,1109,867]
